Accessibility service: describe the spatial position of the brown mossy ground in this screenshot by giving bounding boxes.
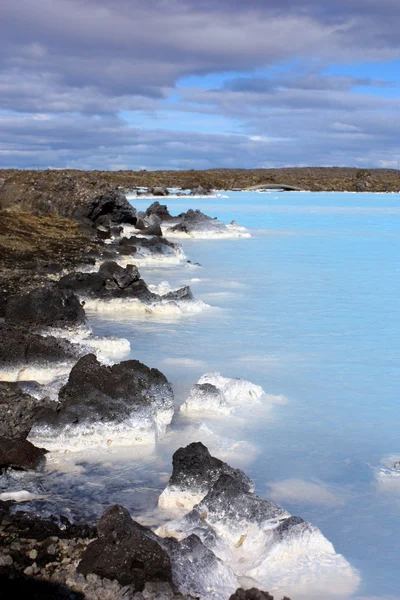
[2,166,400,193]
[0,210,97,310]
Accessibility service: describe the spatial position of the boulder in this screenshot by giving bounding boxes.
[144,223,163,237]
[189,186,212,196]
[0,382,41,439]
[148,187,169,197]
[0,324,82,367]
[145,201,172,221]
[78,505,173,590]
[32,354,174,435]
[0,438,47,471]
[158,442,253,509]
[163,533,237,599]
[58,261,192,305]
[5,286,86,329]
[74,188,137,225]
[58,262,156,303]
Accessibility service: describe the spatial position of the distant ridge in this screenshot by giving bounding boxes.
[1,167,400,193]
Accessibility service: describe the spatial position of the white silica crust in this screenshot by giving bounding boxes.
[0,363,73,385]
[161,221,251,239]
[29,406,174,453]
[180,371,265,415]
[42,327,131,361]
[157,493,360,600]
[157,486,205,510]
[82,296,209,317]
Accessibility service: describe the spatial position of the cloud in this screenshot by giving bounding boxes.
[1,0,400,168]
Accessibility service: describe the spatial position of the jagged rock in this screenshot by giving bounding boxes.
[144,223,163,237]
[0,438,47,471]
[32,354,174,437]
[58,261,192,305]
[148,187,169,197]
[0,323,82,367]
[0,382,41,440]
[163,533,237,599]
[58,262,156,303]
[145,202,172,221]
[73,188,137,225]
[189,186,212,196]
[5,286,86,329]
[78,505,173,590]
[158,442,253,509]
[229,589,289,600]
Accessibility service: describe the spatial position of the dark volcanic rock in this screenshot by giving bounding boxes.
[0,382,41,440]
[78,504,173,590]
[0,324,82,367]
[145,201,173,221]
[33,354,173,433]
[167,442,253,497]
[230,589,291,600]
[162,285,193,302]
[0,438,47,471]
[148,186,169,197]
[58,261,156,303]
[58,260,192,305]
[5,286,86,329]
[189,185,212,196]
[117,235,181,260]
[144,222,163,237]
[72,188,137,226]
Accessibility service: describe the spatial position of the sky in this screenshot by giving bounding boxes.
[1,0,400,171]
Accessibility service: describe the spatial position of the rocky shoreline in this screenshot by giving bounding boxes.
[0,172,355,599]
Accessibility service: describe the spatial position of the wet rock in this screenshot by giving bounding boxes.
[0,438,47,471]
[145,201,172,221]
[158,442,253,509]
[32,354,174,434]
[148,187,169,197]
[0,323,82,367]
[144,223,163,237]
[189,186,212,196]
[163,534,237,599]
[58,260,191,305]
[117,235,182,261]
[78,505,173,590]
[0,382,42,440]
[58,262,156,303]
[5,286,86,329]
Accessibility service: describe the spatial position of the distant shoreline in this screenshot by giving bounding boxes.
[1,166,400,193]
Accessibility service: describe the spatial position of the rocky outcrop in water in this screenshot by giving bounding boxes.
[0,324,82,369]
[5,286,86,330]
[31,354,174,442]
[58,261,194,305]
[158,441,253,509]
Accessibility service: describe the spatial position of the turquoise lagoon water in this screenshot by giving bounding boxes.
[83,192,399,598]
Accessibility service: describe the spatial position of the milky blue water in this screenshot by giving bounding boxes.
[86,191,400,599]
